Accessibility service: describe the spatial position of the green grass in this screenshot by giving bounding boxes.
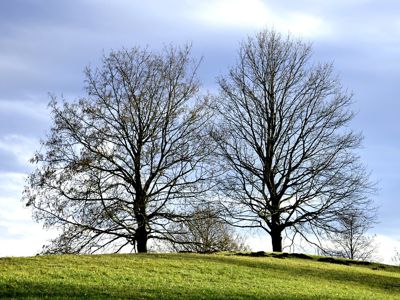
[0,252,399,299]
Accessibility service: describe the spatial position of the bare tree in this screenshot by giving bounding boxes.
[168,205,248,253]
[24,45,214,254]
[319,209,376,260]
[392,249,400,266]
[212,29,374,252]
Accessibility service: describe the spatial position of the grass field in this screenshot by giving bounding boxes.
[0,252,399,299]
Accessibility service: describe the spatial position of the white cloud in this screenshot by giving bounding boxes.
[0,171,56,257]
[191,0,329,37]
[0,99,49,122]
[245,231,272,252]
[0,173,32,225]
[0,53,35,74]
[0,135,39,167]
[278,12,327,37]
[192,0,270,29]
[0,233,52,257]
[374,234,400,264]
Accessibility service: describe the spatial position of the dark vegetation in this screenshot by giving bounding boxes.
[234,251,376,266]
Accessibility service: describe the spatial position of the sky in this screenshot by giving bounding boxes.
[0,0,399,263]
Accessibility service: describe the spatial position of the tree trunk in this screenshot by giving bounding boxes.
[271,228,282,252]
[134,191,148,253]
[270,202,282,252]
[136,225,148,253]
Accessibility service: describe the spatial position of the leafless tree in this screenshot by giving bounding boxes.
[212,29,374,252]
[391,248,400,266]
[319,209,376,260]
[24,45,214,254]
[167,205,248,253]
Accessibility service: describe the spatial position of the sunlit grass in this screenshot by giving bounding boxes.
[0,253,399,299]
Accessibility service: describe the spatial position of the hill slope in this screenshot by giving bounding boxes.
[0,252,399,299]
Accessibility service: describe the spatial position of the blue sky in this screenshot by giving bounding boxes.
[0,0,399,262]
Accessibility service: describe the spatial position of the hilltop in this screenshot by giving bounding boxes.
[0,252,399,299]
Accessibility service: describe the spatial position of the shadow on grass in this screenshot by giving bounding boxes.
[234,251,383,266]
[231,251,400,272]
[198,254,400,293]
[236,251,313,260]
[0,279,312,300]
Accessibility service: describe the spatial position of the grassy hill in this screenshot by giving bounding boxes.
[0,252,399,299]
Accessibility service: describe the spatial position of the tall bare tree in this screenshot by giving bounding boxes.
[24,45,214,253]
[213,30,374,252]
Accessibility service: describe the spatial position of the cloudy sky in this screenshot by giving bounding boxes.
[0,0,399,262]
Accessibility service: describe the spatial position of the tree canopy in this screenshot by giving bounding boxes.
[212,30,374,252]
[25,30,375,255]
[24,45,214,253]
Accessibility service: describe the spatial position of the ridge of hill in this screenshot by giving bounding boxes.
[0,252,399,299]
